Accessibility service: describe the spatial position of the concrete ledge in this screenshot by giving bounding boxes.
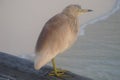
[0,52,92,80]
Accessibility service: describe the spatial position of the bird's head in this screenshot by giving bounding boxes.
[63,4,93,17]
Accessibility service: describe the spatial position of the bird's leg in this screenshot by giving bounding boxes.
[49,58,67,77]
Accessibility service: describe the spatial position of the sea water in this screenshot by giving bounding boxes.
[55,0,120,80]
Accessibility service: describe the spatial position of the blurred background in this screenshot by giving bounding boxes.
[0,0,120,80]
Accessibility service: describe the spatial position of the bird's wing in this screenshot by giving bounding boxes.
[36,14,73,53]
[34,14,74,70]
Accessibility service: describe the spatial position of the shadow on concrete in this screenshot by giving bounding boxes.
[0,52,93,80]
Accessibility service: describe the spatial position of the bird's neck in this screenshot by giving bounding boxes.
[62,11,78,19]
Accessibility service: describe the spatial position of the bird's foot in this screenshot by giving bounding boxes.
[49,68,69,78]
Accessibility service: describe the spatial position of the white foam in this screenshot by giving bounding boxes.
[80,0,120,36]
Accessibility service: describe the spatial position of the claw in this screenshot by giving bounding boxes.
[49,58,70,78]
[49,69,68,77]
[49,69,70,78]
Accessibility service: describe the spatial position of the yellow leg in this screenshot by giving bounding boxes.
[49,58,67,77]
[52,58,57,75]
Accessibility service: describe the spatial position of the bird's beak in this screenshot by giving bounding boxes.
[79,9,93,14]
[81,9,93,12]
[87,9,93,12]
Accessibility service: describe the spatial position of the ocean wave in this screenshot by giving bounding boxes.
[80,0,120,36]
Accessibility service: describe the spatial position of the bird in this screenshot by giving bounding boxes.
[34,4,93,77]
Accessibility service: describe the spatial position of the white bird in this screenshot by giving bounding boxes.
[34,4,93,77]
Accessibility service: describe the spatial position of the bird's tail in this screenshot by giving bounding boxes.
[34,51,57,70]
